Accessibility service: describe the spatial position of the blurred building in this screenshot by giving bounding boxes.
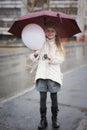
[0,0,87,40]
[0,0,25,40]
[50,0,78,17]
[77,0,87,40]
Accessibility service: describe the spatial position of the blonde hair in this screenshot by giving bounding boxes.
[45,21,65,57]
[55,35,65,57]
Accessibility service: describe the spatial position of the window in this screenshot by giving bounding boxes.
[0,8,21,18]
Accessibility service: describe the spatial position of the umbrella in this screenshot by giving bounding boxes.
[8,10,81,38]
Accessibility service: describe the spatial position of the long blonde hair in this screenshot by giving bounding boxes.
[45,21,65,57]
[55,36,65,56]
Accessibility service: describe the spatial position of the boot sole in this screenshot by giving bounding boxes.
[38,123,48,129]
[38,125,47,130]
[52,125,60,129]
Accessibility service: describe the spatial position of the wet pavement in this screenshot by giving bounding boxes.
[0,47,87,130]
[0,47,87,101]
[0,60,87,129]
[0,48,32,100]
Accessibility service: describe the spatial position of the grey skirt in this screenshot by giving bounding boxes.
[36,79,61,93]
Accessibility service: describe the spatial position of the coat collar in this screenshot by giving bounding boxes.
[46,38,55,43]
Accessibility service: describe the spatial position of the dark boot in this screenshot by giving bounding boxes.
[51,107,60,128]
[38,108,48,129]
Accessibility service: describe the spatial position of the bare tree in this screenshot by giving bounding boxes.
[22,0,35,12]
[23,0,48,12]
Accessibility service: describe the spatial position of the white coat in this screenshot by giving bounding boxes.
[29,38,65,85]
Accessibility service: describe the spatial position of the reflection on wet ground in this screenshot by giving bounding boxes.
[0,47,87,101]
[0,48,35,100]
[0,47,87,130]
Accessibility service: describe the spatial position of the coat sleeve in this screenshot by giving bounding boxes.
[29,53,40,62]
[49,52,65,65]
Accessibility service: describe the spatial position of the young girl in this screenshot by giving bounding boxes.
[29,21,65,129]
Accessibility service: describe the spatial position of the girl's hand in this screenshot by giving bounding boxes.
[29,50,40,62]
[43,54,51,60]
[34,50,40,58]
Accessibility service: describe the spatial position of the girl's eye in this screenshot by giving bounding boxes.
[46,30,55,33]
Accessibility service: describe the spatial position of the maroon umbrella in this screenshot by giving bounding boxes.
[8,10,81,38]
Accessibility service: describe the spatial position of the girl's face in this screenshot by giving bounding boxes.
[45,27,57,40]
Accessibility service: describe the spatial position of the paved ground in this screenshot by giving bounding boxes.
[0,64,87,130]
[1,47,87,101]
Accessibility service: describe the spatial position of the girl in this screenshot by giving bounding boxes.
[29,21,65,129]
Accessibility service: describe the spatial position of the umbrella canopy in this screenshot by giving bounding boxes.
[8,10,81,38]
